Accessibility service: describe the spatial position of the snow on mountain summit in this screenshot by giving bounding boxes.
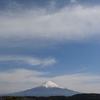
[41,81,63,88]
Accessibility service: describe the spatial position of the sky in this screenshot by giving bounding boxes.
[0,0,100,94]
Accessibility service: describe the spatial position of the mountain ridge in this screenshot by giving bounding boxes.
[4,81,80,97]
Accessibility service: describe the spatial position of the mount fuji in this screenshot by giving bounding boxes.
[6,81,80,96]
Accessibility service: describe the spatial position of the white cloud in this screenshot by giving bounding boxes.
[52,74,100,93]
[0,4,100,42]
[0,69,100,94]
[70,0,77,3]
[0,55,56,66]
[48,0,56,10]
[0,69,46,83]
[0,69,48,93]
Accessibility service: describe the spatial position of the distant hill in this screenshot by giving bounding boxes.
[1,94,100,100]
[71,93,100,100]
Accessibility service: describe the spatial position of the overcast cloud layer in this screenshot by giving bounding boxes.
[0,2,100,42]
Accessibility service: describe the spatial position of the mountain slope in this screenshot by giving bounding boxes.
[6,81,80,96]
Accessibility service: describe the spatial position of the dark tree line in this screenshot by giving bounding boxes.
[1,93,100,100]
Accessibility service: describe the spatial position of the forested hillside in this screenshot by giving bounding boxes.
[1,94,100,100]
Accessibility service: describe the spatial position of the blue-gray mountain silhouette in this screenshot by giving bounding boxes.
[6,81,80,96]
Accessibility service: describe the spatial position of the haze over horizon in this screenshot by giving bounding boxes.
[0,0,100,94]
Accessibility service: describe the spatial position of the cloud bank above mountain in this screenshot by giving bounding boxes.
[0,1,100,42]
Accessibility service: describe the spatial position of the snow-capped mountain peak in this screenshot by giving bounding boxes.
[42,81,62,88]
[5,81,80,96]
